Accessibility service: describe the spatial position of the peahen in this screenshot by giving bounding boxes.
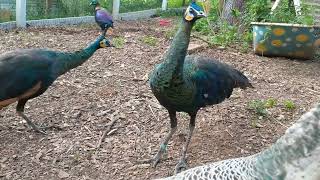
[90,0,114,36]
[157,104,320,180]
[148,1,252,173]
[0,35,112,134]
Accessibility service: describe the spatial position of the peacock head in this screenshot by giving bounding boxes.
[184,1,206,22]
[99,38,113,48]
[89,0,100,6]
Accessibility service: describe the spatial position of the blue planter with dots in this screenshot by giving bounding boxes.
[251,22,320,60]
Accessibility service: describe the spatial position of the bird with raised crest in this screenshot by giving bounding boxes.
[0,35,112,134]
[148,0,252,174]
[156,103,320,180]
[90,0,114,36]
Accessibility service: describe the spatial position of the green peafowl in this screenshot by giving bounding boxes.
[90,0,114,36]
[148,1,252,173]
[0,35,112,134]
[156,103,320,180]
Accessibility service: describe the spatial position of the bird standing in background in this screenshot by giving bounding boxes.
[156,103,320,180]
[148,0,252,173]
[90,0,114,36]
[0,35,112,134]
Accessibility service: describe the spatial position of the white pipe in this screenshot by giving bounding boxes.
[16,0,26,28]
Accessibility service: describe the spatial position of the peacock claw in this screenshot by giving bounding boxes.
[152,156,161,168]
[29,125,47,135]
[25,122,47,134]
[174,159,188,174]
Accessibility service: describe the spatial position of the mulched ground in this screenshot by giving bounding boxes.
[0,18,320,180]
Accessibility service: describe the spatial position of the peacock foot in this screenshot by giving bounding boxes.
[174,158,188,174]
[27,123,47,135]
[138,143,167,167]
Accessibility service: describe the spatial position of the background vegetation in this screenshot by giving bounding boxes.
[0,0,189,22]
[191,0,315,50]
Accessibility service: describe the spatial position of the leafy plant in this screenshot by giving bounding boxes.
[168,0,190,8]
[264,98,277,108]
[112,36,125,48]
[192,0,315,49]
[141,36,158,46]
[283,100,296,110]
[248,100,268,117]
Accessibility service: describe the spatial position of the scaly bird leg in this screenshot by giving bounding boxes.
[174,113,196,174]
[16,99,46,134]
[101,29,107,37]
[151,110,177,167]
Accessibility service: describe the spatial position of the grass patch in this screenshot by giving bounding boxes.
[141,36,158,46]
[112,36,125,49]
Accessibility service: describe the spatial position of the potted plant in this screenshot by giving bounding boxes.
[251,0,320,59]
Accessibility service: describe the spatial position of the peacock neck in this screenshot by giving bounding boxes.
[163,19,194,72]
[56,35,104,76]
[255,106,320,178]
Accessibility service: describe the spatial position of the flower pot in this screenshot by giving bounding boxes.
[251,22,320,60]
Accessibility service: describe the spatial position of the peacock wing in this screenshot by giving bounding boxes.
[187,55,236,106]
[0,51,52,101]
[95,9,113,27]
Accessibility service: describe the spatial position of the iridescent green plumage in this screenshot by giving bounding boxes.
[148,1,252,174]
[0,35,111,134]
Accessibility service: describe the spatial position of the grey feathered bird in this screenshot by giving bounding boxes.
[156,104,320,180]
[148,1,252,173]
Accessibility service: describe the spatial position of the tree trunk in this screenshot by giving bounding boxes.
[220,0,245,25]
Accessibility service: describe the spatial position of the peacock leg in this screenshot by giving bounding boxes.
[16,99,46,134]
[101,29,107,36]
[152,110,177,167]
[174,113,196,174]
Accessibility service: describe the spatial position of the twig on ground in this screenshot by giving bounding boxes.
[96,116,118,149]
[148,104,160,122]
[225,129,234,138]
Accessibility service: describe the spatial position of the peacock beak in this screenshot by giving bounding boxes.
[197,11,207,18]
[100,38,113,48]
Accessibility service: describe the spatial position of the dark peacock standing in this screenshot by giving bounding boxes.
[148,1,253,173]
[0,35,112,134]
[90,0,114,36]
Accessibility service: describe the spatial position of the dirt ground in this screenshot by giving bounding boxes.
[0,18,320,180]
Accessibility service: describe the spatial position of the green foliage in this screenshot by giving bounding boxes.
[210,23,238,47]
[156,8,184,18]
[248,98,278,117]
[0,9,15,23]
[26,0,96,20]
[112,37,125,48]
[141,36,158,46]
[249,100,268,117]
[264,98,277,108]
[168,0,190,8]
[248,98,297,128]
[119,0,161,13]
[193,0,315,49]
[283,100,296,110]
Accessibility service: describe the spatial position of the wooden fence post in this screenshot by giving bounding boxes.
[16,0,26,28]
[162,0,168,11]
[113,0,120,20]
